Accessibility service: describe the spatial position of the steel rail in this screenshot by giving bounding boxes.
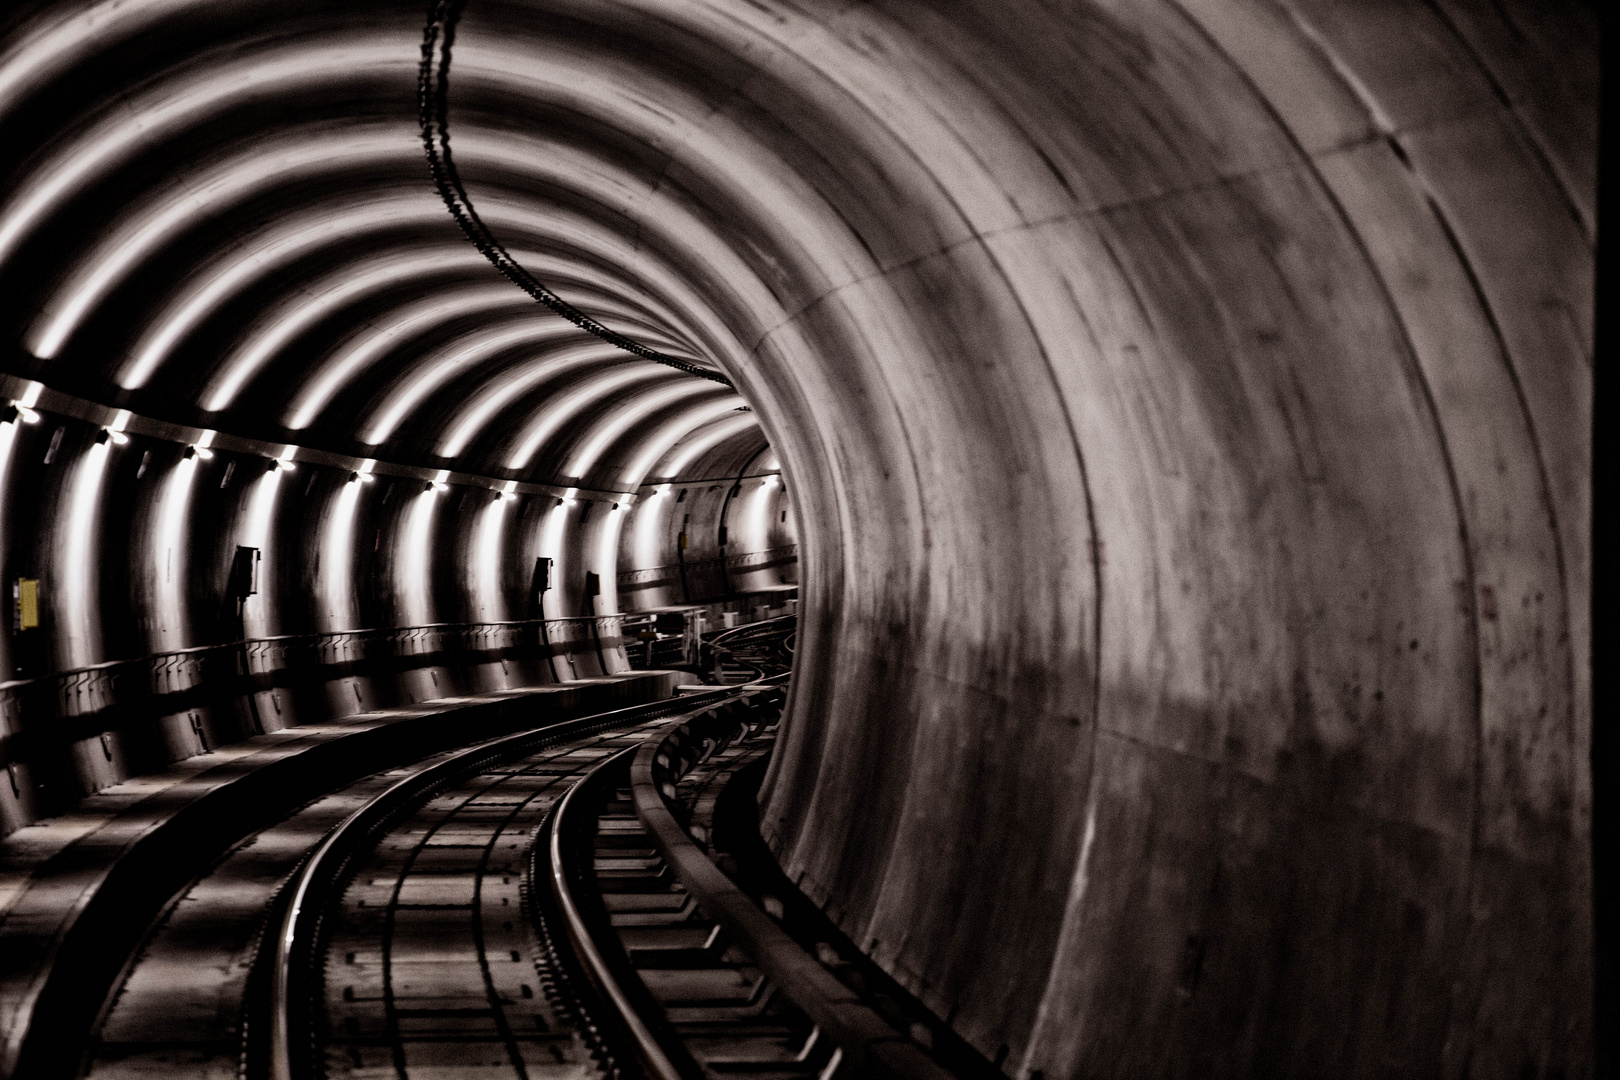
[267,684,755,1080]
[630,719,952,1080]
[548,746,686,1080]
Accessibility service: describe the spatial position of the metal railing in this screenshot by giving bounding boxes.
[0,616,626,765]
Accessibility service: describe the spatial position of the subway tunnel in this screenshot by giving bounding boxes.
[0,1,1598,1078]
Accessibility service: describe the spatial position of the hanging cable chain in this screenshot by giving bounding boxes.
[418,0,733,387]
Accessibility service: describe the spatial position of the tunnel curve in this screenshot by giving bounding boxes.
[0,0,1595,1077]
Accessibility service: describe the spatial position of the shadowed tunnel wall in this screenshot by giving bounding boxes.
[0,0,1595,1076]
[734,3,1594,1076]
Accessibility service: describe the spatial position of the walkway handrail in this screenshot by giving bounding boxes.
[0,615,634,751]
[0,615,626,694]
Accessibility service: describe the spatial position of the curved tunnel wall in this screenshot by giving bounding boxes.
[619,439,799,609]
[0,0,1595,1075]
[0,382,793,831]
[730,3,1592,1075]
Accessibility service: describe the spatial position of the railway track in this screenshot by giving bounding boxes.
[545,700,827,1078]
[261,683,768,1080]
[706,617,795,685]
[155,615,983,1080]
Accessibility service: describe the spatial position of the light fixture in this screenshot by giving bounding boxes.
[425,480,448,493]
[270,457,295,472]
[98,428,128,445]
[347,470,375,484]
[188,443,212,459]
[1,403,40,425]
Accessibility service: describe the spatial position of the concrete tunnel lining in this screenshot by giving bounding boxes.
[0,0,1596,1076]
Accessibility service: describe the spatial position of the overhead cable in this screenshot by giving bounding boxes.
[418,0,733,387]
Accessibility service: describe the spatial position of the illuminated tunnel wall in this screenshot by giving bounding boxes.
[0,0,1594,1076]
[0,378,793,826]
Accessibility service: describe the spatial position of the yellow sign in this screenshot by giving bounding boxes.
[16,578,38,629]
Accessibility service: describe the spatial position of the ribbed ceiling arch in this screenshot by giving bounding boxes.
[0,0,799,493]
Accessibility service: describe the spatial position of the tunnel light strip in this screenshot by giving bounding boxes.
[536,499,571,616]
[0,0,188,120]
[241,463,286,638]
[398,487,438,625]
[321,479,362,631]
[560,382,729,480]
[632,483,674,570]
[618,399,758,487]
[437,342,624,458]
[473,489,510,620]
[742,473,779,556]
[203,246,501,412]
[358,319,577,446]
[152,449,199,648]
[284,286,535,431]
[27,126,408,361]
[592,500,627,617]
[418,1,731,388]
[61,440,111,668]
[503,366,673,472]
[119,195,448,390]
[653,412,762,480]
[0,419,18,636]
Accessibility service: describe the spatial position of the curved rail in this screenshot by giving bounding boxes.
[548,746,685,1080]
[709,613,797,682]
[542,686,794,1080]
[267,683,756,1080]
[629,722,950,1080]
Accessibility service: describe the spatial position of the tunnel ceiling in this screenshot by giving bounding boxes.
[0,0,778,494]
